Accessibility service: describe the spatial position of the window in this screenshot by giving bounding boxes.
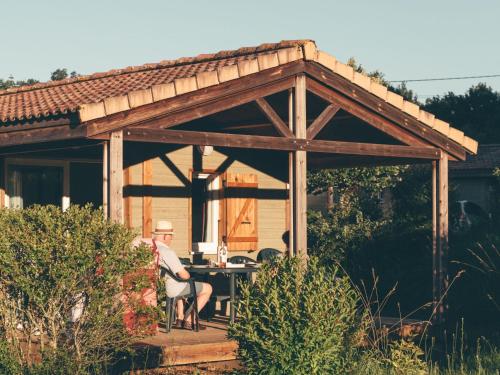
[5,159,69,210]
[191,173,220,254]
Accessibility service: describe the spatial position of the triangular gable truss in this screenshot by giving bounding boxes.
[0,40,477,161]
[87,60,452,162]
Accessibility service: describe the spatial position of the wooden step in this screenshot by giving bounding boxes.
[162,340,238,366]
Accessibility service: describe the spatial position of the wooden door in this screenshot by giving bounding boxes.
[223,173,258,251]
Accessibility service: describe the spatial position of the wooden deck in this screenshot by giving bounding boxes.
[133,315,428,368]
[137,317,237,367]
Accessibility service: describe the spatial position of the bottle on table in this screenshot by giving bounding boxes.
[218,236,228,268]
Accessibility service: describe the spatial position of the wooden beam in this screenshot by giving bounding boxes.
[0,157,4,208]
[85,62,304,137]
[255,98,294,138]
[123,128,441,159]
[433,152,449,323]
[287,89,294,256]
[306,103,341,139]
[142,160,153,237]
[109,130,124,223]
[0,125,86,147]
[134,78,295,131]
[307,78,426,147]
[294,74,307,258]
[0,117,74,133]
[308,155,429,169]
[102,142,108,218]
[305,63,467,160]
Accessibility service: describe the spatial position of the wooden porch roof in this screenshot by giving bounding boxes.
[0,40,477,156]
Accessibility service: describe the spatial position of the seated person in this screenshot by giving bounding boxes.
[153,220,212,330]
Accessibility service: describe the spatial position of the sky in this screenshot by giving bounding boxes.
[2,0,500,102]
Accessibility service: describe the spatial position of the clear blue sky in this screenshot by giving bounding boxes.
[2,0,500,101]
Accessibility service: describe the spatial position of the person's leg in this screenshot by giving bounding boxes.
[196,282,212,312]
[184,282,212,324]
[176,298,185,320]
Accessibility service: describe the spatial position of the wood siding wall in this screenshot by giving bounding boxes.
[127,146,287,259]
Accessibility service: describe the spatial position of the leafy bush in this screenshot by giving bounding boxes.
[0,205,153,373]
[228,257,367,374]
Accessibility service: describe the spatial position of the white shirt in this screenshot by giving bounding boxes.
[156,241,187,298]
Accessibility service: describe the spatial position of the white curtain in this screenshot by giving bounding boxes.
[204,176,219,244]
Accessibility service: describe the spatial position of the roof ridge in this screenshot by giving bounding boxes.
[0,39,313,97]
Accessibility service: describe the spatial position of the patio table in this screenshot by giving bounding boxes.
[186,265,260,323]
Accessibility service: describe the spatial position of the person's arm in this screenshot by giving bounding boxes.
[177,268,191,280]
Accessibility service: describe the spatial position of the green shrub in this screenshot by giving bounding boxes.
[0,205,153,373]
[228,256,367,375]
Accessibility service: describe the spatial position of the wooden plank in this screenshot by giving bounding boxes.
[102,142,108,218]
[0,125,86,147]
[255,97,294,138]
[433,152,449,323]
[308,155,428,169]
[224,173,258,251]
[85,62,304,136]
[124,128,441,159]
[0,157,4,208]
[306,103,341,140]
[109,130,124,223]
[135,78,295,131]
[0,117,74,133]
[288,89,294,256]
[306,78,426,147]
[294,74,307,258]
[142,160,153,237]
[432,160,437,320]
[162,341,238,366]
[305,63,467,160]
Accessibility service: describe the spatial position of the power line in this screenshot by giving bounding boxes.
[389,74,500,83]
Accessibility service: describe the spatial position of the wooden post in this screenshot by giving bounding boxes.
[142,160,153,237]
[109,130,124,223]
[293,74,307,258]
[432,152,449,323]
[288,89,295,256]
[102,142,108,218]
[0,157,5,208]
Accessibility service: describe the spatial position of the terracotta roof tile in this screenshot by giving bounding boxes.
[0,39,478,155]
[0,40,312,123]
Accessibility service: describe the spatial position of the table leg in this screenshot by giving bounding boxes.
[230,273,236,324]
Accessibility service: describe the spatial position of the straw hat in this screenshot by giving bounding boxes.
[153,220,175,235]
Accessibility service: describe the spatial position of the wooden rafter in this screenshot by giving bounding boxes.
[305,63,467,160]
[306,103,341,140]
[85,61,304,137]
[0,125,86,147]
[120,128,441,159]
[307,78,426,147]
[254,98,294,137]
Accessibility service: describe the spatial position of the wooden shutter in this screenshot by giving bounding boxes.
[223,173,258,251]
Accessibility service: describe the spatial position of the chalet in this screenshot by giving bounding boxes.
[0,40,478,320]
[450,144,500,218]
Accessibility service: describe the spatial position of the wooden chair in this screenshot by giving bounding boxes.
[159,266,200,332]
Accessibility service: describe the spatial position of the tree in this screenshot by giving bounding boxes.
[424,83,500,144]
[50,68,78,81]
[1,68,78,90]
[0,76,39,90]
[347,58,419,103]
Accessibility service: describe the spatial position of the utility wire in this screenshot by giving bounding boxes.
[389,74,500,83]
